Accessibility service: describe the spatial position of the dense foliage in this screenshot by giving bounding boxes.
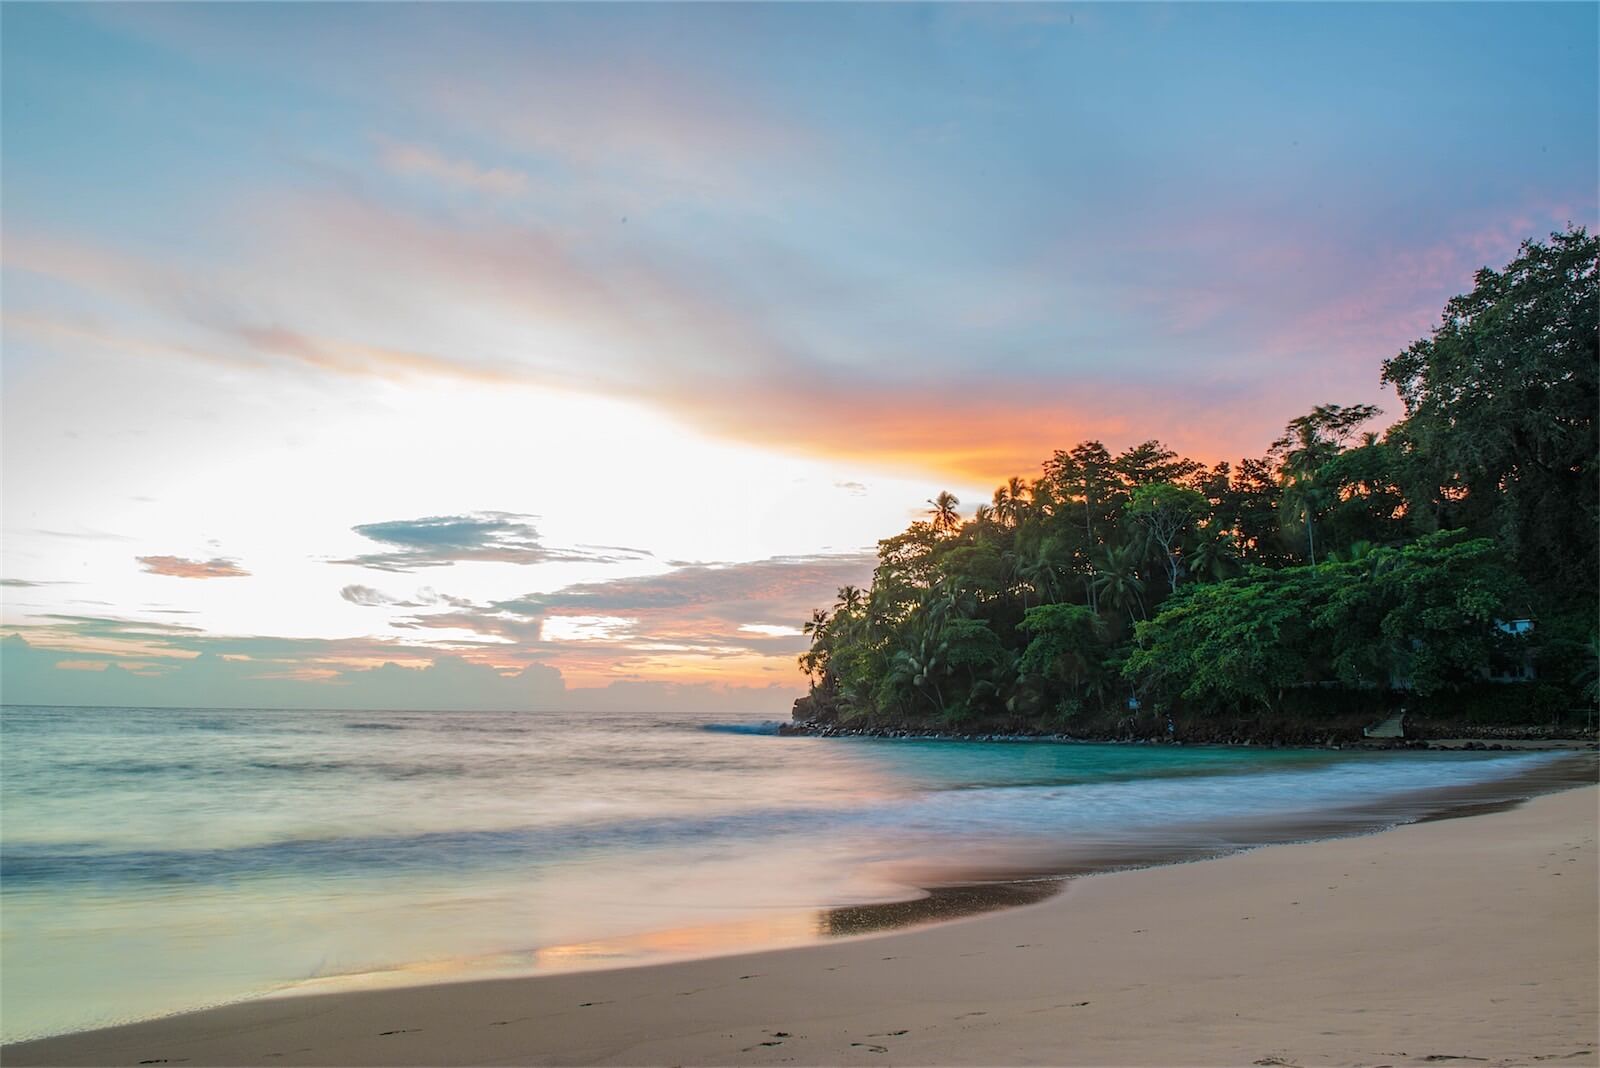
[798,228,1598,730]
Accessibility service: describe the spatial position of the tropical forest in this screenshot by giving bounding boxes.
[794,228,1599,741]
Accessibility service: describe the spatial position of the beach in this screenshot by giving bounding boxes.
[7,782,1594,1067]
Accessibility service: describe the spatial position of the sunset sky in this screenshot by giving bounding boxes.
[3,3,1596,711]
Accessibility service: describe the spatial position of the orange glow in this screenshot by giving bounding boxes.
[531,910,826,969]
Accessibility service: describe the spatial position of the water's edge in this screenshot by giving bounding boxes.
[11,753,1591,1049]
[823,750,1598,936]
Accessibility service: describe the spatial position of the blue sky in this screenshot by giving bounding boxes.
[3,3,1595,709]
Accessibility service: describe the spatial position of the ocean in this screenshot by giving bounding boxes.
[0,704,1581,1042]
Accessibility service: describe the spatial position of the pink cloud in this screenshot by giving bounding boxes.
[136,556,251,579]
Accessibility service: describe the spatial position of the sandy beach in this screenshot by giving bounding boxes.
[5,782,1594,1066]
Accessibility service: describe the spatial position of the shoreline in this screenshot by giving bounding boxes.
[779,718,1600,750]
[5,762,1596,1066]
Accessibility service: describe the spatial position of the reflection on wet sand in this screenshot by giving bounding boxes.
[271,753,1596,1008]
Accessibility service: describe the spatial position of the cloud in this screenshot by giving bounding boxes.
[1,184,1467,487]
[401,552,878,672]
[10,7,1593,489]
[332,512,651,573]
[0,632,797,714]
[341,583,476,608]
[340,584,396,606]
[137,556,251,579]
[376,138,528,196]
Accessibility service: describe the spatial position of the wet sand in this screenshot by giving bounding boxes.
[6,780,1595,1067]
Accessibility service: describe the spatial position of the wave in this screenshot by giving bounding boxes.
[2,751,1573,891]
[700,721,784,735]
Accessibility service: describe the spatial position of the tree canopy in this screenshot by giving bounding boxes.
[798,228,1598,730]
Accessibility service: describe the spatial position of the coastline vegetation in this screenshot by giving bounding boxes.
[796,228,1598,739]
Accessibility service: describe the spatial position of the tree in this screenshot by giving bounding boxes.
[798,608,832,682]
[928,491,962,535]
[1091,542,1147,627]
[1044,442,1119,611]
[1217,457,1288,564]
[1018,603,1107,712]
[1014,533,1069,608]
[1114,440,1203,487]
[1126,570,1321,714]
[1317,439,1410,549]
[991,475,1030,527]
[1188,528,1243,582]
[1272,403,1382,564]
[1126,482,1208,593]
[1381,226,1599,605]
[1316,531,1522,695]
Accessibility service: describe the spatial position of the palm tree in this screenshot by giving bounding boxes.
[1017,535,1067,607]
[1188,530,1242,582]
[1280,478,1327,565]
[928,491,962,535]
[1091,543,1147,625]
[888,636,948,717]
[991,475,1029,526]
[801,608,830,640]
[834,586,865,613]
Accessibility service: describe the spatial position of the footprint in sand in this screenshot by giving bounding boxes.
[869,1030,909,1037]
[739,974,764,980]
[379,1029,421,1036]
[851,1043,889,1053]
[742,1041,785,1050]
[578,1001,612,1007]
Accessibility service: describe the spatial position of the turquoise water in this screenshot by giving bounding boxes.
[0,705,1572,1041]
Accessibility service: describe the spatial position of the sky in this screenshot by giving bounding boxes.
[2,3,1596,712]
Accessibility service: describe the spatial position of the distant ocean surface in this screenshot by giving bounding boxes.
[0,704,1579,1041]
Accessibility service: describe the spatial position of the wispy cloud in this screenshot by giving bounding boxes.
[137,556,250,579]
[404,552,876,668]
[340,584,474,609]
[376,138,528,197]
[333,512,651,573]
